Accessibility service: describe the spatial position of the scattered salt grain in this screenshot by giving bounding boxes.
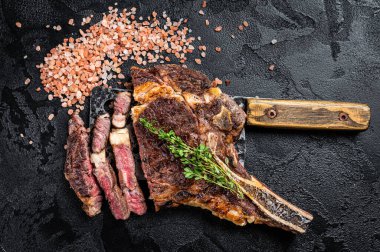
[195,58,202,64]
[68,19,75,26]
[271,39,278,44]
[199,45,207,51]
[201,52,206,58]
[24,55,27,59]
[35,45,41,51]
[214,26,222,32]
[20,133,24,138]
[199,10,205,16]
[29,140,33,145]
[243,21,249,27]
[215,47,221,53]
[205,20,209,26]
[268,64,275,71]
[39,8,196,108]
[48,114,55,120]
[16,22,22,28]
[202,1,207,8]
[24,78,31,85]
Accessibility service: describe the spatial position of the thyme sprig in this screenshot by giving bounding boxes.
[139,118,244,198]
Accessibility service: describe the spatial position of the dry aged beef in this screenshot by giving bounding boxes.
[131,65,313,233]
[64,114,102,217]
[110,92,147,215]
[91,113,130,220]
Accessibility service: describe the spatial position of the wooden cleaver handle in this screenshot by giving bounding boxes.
[246,98,370,130]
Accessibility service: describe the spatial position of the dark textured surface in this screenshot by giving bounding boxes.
[0,0,379,251]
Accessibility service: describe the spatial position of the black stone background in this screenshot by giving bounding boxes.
[0,0,379,251]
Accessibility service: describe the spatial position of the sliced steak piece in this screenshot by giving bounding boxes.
[110,91,147,215]
[112,92,132,128]
[64,114,102,217]
[92,113,111,153]
[131,65,313,233]
[110,128,147,215]
[91,113,130,220]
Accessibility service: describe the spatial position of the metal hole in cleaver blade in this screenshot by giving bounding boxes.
[90,87,247,180]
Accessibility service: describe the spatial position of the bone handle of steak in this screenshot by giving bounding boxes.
[214,155,313,234]
[110,128,147,215]
[246,98,370,130]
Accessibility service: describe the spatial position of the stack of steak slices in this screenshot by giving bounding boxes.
[131,65,313,233]
[64,115,103,217]
[65,91,146,219]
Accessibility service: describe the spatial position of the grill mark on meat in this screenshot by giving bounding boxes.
[64,114,102,217]
[91,113,130,220]
[111,92,147,215]
[131,65,313,233]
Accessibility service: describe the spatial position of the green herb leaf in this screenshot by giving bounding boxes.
[140,117,244,198]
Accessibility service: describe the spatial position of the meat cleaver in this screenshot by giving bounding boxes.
[90,87,371,175]
[233,96,371,131]
[90,88,371,131]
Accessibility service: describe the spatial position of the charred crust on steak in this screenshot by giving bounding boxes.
[131,65,214,95]
[131,65,313,233]
[132,96,260,226]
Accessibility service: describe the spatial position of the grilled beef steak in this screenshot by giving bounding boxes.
[131,65,313,233]
[110,92,147,215]
[64,114,102,217]
[91,113,130,220]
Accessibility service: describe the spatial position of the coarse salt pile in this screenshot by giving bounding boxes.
[38,7,195,113]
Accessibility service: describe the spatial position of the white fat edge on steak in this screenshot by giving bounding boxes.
[110,128,131,147]
[91,149,106,166]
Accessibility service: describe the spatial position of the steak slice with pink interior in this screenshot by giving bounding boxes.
[110,91,147,215]
[91,113,130,220]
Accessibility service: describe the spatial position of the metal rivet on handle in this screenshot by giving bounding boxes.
[267,108,277,119]
[339,112,348,121]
